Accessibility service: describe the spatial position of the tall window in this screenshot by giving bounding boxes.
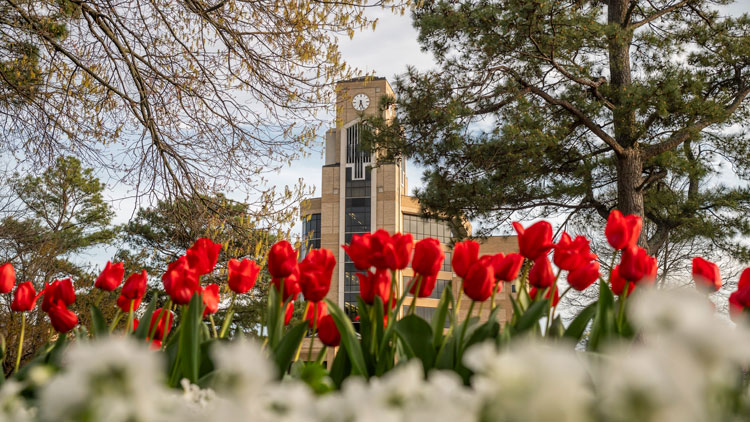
[403,214,453,244]
[343,166,371,323]
[346,124,371,180]
[301,213,321,259]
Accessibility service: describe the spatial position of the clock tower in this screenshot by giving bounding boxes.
[300,77,518,363]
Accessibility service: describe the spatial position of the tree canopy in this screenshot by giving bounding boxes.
[1,0,403,201]
[364,0,750,261]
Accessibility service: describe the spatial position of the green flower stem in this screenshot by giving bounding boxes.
[454,279,466,321]
[108,309,123,333]
[409,275,423,315]
[617,291,628,332]
[293,301,312,362]
[456,300,476,365]
[307,303,318,362]
[315,346,328,365]
[490,283,499,311]
[219,293,236,339]
[124,299,135,334]
[209,315,218,338]
[477,300,484,320]
[518,261,530,311]
[14,312,26,374]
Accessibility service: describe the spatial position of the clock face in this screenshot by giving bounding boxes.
[352,93,370,111]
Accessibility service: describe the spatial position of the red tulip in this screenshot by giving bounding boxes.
[357,268,391,305]
[410,273,437,298]
[452,240,480,279]
[117,295,142,313]
[299,249,336,302]
[492,253,524,282]
[368,230,395,270]
[567,261,600,291]
[268,240,298,278]
[305,301,328,329]
[186,238,222,275]
[728,269,750,319]
[412,238,444,277]
[610,265,635,297]
[390,232,414,270]
[528,256,556,289]
[554,233,597,271]
[284,302,294,325]
[740,268,750,291]
[48,301,78,333]
[121,270,148,301]
[148,308,174,341]
[132,318,139,332]
[342,233,373,270]
[41,278,75,313]
[271,263,301,302]
[11,281,38,312]
[162,256,201,305]
[94,261,125,291]
[202,283,220,317]
[605,210,642,250]
[463,256,495,301]
[692,257,721,292]
[0,263,16,294]
[227,258,260,294]
[318,314,340,347]
[619,246,657,284]
[512,221,554,260]
[530,285,559,306]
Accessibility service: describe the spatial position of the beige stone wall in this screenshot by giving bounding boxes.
[335,77,395,127]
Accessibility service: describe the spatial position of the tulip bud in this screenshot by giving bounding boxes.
[358,269,391,305]
[48,302,78,333]
[492,253,524,282]
[299,249,336,302]
[0,263,16,294]
[342,233,373,270]
[567,261,600,291]
[186,238,222,275]
[463,256,495,302]
[513,221,554,260]
[605,210,642,250]
[227,258,260,294]
[202,283,220,317]
[318,314,340,347]
[528,256,555,289]
[691,257,721,292]
[268,241,298,278]
[94,261,125,291]
[452,240,480,279]
[412,238,444,277]
[11,281,38,312]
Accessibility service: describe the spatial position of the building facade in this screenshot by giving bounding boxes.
[300,77,517,359]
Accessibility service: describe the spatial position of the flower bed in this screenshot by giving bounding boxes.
[1,210,750,421]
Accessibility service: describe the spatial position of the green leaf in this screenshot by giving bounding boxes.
[298,362,335,395]
[394,314,435,373]
[564,301,597,342]
[549,316,565,338]
[271,321,308,377]
[179,293,203,383]
[431,286,453,347]
[325,299,367,377]
[89,305,109,337]
[267,288,281,349]
[588,280,615,351]
[514,298,549,333]
[328,347,351,388]
[133,298,158,339]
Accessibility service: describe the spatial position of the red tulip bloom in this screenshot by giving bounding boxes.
[0,263,16,294]
[410,273,438,298]
[148,308,174,341]
[530,285,559,306]
[528,256,556,289]
[318,314,340,347]
[121,270,148,301]
[554,233,597,271]
[568,261,600,291]
[272,263,301,302]
[186,238,222,275]
[412,238,444,277]
[463,256,495,302]
[94,261,125,291]
[513,221,555,260]
[610,265,636,297]
[357,268,392,305]
[11,281,38,312]
[117,295,142,313]
[299,249,336,302]
[162,256,201,305]
[342,233,373,270]
[227,258,260,294]
[48,301,78,333]
[284,302,294,325]
[492,253,524,282]
[384,232,414,270]
[452,240,480,279]
[268,240,298,278]
[739,268,750,291]
[692,257,722,292]
[368,230,395,270]
[605,210,642,250]
[305,301,328,329]
[619,246,657,284]
[41,278,75,313]
[202,283,220,317]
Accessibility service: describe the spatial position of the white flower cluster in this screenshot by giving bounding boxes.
[2,287,750,422]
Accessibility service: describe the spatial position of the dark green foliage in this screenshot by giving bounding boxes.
[363,0,750,262]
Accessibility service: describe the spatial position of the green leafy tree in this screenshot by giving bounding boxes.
[364,0,750,260]
[0,156,116,375]
[117,194,284,337]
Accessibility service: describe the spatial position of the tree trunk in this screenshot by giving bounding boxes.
[616,149,647,248]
